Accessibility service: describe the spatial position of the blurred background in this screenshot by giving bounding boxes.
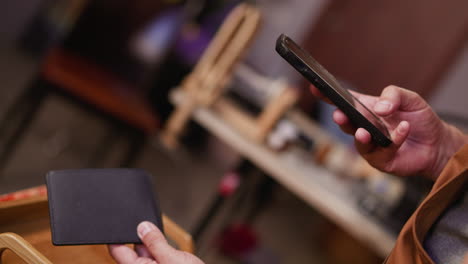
[1,0,468,263]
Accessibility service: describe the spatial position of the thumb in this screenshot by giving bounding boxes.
[374,85,428,116]
[137,221,178,263]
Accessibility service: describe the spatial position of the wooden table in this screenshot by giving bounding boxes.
[171,90,396,257]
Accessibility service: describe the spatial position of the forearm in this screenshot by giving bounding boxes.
[430,122,468,180]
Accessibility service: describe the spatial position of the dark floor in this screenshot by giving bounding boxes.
[0,43,328,263]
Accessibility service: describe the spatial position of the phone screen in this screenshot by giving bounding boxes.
[282,36,391,139]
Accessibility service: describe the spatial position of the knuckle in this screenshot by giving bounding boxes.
[383,85,399,95]
[407,90,420,98]
[143,233,165,252]
[145,238,162,252]
[384,164,396,174]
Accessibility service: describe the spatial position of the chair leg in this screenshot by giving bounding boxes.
[191,160,254,243]
[0,81,47,170]
[245,174,276,224]
[192,195,225,243]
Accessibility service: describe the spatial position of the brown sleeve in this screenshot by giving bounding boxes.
[385,144,468,264]
[432,144,468,189]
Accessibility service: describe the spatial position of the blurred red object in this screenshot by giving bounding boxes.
[42,49,159,134]
[218,223,258,259]
[0,185,47,202]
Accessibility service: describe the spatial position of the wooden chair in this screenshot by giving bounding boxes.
[160,3,262,148]
[0,189,194,263]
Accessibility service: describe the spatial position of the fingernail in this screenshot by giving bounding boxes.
[374,101,392,113]
[398,121,409,134]
[137,221,156,238]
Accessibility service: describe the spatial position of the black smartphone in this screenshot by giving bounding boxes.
[275,34,392,147]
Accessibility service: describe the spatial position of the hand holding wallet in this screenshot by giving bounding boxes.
[46,169,163,245]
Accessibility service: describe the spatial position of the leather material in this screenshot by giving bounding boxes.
[46,169,163,245]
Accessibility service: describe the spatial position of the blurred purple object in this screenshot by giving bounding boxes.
[175,2,238,65]
[132,8,185,64]
[244,247,281,264]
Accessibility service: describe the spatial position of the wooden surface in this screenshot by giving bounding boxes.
[0,195,194,263]
[162,215,194,253]
[0,196,115,264]
[171,89,396,257]
[0,233,53,264]
[255,87,298,141]
[42,49,159,134]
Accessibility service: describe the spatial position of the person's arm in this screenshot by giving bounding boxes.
[311,85,468,180]
[431,122,468,179]
[108,221,204,264]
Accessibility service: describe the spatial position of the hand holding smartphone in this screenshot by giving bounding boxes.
[275,34,392,147]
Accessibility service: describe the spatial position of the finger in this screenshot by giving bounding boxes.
[138,221,177,263]
[108,244,139,264]
[333,109,348,125]
[374,86,400,116]
[309,85,324,99]
[390,121,410,147]
[309,85,332,104]
[374,85,427,116]
[354,128,375,155]
[332,109,355,135]
[348,90,379,109]
[355,128,372,145]
[135,244,153,259]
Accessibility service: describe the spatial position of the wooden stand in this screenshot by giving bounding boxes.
[170,83,298,144]
[160,3,262,148]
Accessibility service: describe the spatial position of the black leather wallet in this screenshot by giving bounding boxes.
[46,169,163,245]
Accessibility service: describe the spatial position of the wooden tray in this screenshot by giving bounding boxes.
[0,193,193,263]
